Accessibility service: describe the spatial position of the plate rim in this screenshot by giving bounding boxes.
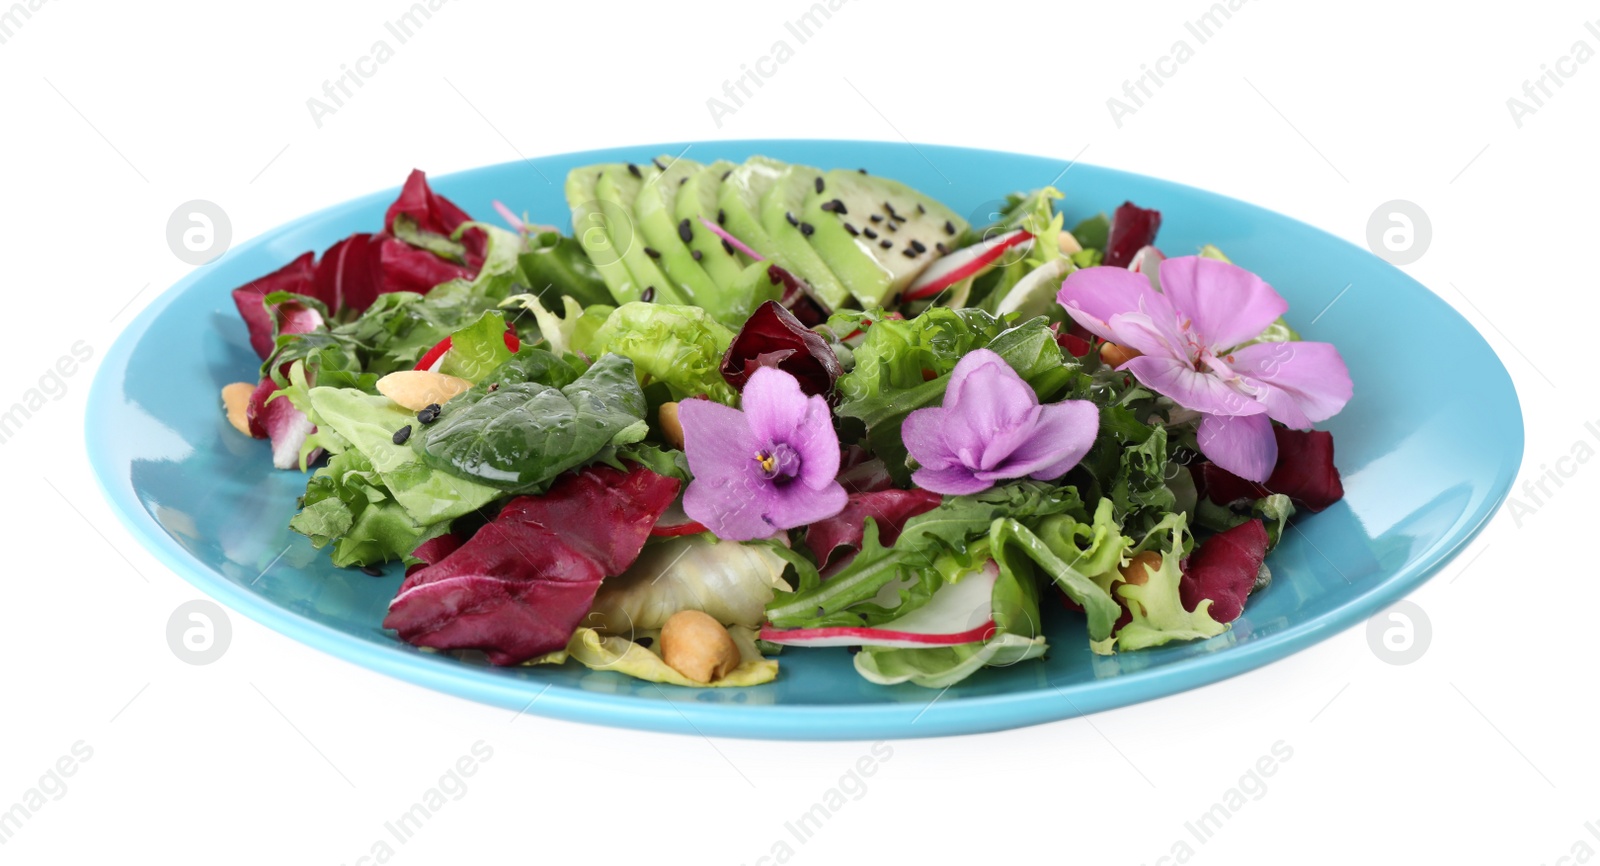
[86,139,1525,740]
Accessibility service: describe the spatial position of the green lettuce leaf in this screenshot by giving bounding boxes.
[587,302,736,403]
[439,310,515,382]
[307,387,501,525]
[1113,514,1227,651]
[764,481,1084,629]
[413,353,648,491]
[289,448,448,566]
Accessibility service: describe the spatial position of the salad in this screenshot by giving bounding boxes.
[219,157,1352,689]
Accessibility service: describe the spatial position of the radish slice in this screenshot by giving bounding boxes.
[904,230,1033,301]
[995,257,1074,320]
[698,217,765,261]
[1129,245,1165,290]
[411,329,521,372]
[760,562,999,649]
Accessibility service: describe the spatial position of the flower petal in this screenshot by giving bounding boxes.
[1197,412,1278,483]
[943,356,1040,447]
[677,399,772,541]
[985,399,1099,481]
[741,366,813,446]
[911,464,994,496]
[761,478,849,530]
[1230,341,1353,427]
[902,406,958,471]
[1057,266,1177,344]
[790,395,844,490]
[1157,257,1288,350]
[1122,355,1265,417]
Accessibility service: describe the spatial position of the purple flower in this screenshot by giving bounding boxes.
[1057,256,1353,482]
[901,349,1099,496]
[680,366,848,541]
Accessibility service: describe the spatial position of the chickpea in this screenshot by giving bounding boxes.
[660,610,741,684]
[221,382,255,436]
[1119,550,1164,586]
[1099,342,1142,369]
[658,401,685,450]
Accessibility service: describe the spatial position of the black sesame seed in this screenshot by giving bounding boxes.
[916,203,926,215]
[643,246,660,259]
[844,223,859,236]
[824,198,848,215]
[909,239,927,253]
[869,214,884,223]
[857,168,868,174]
[814,176,825,194]
[885,221,898,232]
[935,242,948,255]
[785,211,798,227]
[902,247,918,258]
[817,606,826,617]
[360,565,385,577]
[636,636,654,649]
[641,286,656,302]
[721,169,732,180]
[691,249,703,261]
[392,425,413,445]
[626,162,641,178]
[418,404,441,424]
[799,222,814,237]
[883,202,898,217]
[721,238,735,255]
[679,176,688,185]
[677,218,693,243]
[863,227,879,239]
[879,239,892,249]
[889,213,907,223]
[651,157,666,171]
[716,208,726,225]
[944,220,956,236]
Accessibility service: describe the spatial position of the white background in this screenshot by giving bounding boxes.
[3,0,1595,863]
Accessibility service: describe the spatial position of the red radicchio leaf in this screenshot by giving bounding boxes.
[721,299,843,398]
[837,445,895,494]
[382,464,680,665]
[369,233,476,300]
[405,533,465,579]
[1179,519,1270,623]
[385,168,488,268]
[1104,201,1162,269]
[244,378,319,468]
[230,252,317,359]
[804,489,942,570]
[1197,427,1345,513]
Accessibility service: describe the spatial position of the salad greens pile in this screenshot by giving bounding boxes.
[223,159,1348,690]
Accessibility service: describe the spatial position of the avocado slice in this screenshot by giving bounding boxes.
[595,163,684,304]
[802,169,968,307]
[758,164,851,310]
[717,156,786,265]
[565,165,642,304]
[633,155,719,306]
[674,160,747,290]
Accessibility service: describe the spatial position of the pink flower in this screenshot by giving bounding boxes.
[1057,256,1352,482]
[679,367,848,541]
[901,349,1099,495]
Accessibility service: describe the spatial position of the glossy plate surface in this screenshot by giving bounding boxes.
[87,141,1523,739]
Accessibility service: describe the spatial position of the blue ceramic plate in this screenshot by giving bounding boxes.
[87,141,1522,739]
